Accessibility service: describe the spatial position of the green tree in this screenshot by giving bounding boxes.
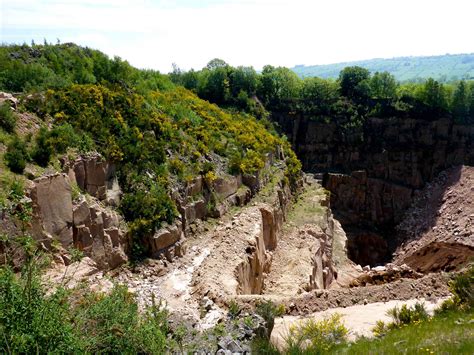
[206,58,228,70]
[5,136,28,173]
[468,82,474,123]
[416,78,449,117]
[300,77,340,115]
[339,66,371,101]
[257,66,301,107]
[370,71,397,100]
[198,66,231,104]
[230,66,259,97]
[451,81,470,122]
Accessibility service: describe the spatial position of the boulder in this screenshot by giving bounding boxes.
[186,176,203,197]
[148,222,183,256]
[181,199,207,228]
[0,92,18,109]
[73,200,91,226]
[29,174,73,246]
[212,175,241,200]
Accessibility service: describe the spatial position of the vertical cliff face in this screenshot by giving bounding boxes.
[273,113,474,226]
[272,113,474,264]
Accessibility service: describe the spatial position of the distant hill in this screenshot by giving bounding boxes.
[292,53,474,82]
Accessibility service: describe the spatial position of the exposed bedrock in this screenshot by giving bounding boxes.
[28,173,128,269]
[236,178,337,295]
[272,113,474,264]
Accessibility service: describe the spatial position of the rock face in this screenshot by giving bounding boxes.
[64,153,119,204]
[29,173,127,269]
[307,209,337,291]
[29,174,74,246]
[72,197,127,269]
[146,222,186,261]
[324,171,413,226]
[260,207,279,251]
[273,114,474,228]
[236,182,292,295]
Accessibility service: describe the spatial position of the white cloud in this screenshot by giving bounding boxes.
[2,0,474,72]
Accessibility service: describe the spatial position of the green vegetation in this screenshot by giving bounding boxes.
[0,262,173,353]
[172,59,474,127]
[0,181,174,354]
[0,43,300,257]
[337,308,474,354]
[292,53,474,82]
[285,314,349,354]
[0,41,172,93]
[250,266,474,354]
[0,103,16,132]
[372,302,429,337]
[4,136,28,174]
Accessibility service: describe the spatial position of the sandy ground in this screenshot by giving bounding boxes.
[271,297,448,349]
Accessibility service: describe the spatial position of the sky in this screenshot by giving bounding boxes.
[1,0,473,73]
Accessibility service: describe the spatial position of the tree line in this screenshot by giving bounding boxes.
[171,59,474,124]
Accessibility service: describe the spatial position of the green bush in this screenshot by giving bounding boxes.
[387,302,429,327]
[0,103,16,132]
[0,260,172,354]
[437,264,474,314]
[250,336,280,355]
[373,302,429,336]
[284,313,348,354]
[75,286,169,353]
[4,136,28,173]
[0,266,78,353]
[32,125,94,167]
[31,127,53,166]
[256,300,285,340]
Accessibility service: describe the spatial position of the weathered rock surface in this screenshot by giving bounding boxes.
[273,114,474,229]
[29,174,73,246]
[349,263,423,287]
[64,153,119,203]
[28,173,127,269]
[0,92,19,109]
[72,197,127,269]
[146,221,185,260]
[393,165,474,272]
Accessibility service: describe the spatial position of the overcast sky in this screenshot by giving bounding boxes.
[1,0,473,73]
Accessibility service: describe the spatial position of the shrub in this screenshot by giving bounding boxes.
[437,264,474,314]
[374,302,429,336]
[250,336,280,355]
[0,255,172,354]
[255,300,285,339]
[32,125,94,167]
[387,302,429,327]
[284,313,348,354]
[0,265,78,353]
[74,286,169,353]
[228,299,241,319]
[0,103,16,132]
[31,127,53,166]
[4,136,28,173]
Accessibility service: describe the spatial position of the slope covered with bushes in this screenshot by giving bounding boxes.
[0,43,300,256]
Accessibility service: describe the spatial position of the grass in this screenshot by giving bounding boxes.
[334,308,474,354]
[254,166,283,204]
[285,183,327,230]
